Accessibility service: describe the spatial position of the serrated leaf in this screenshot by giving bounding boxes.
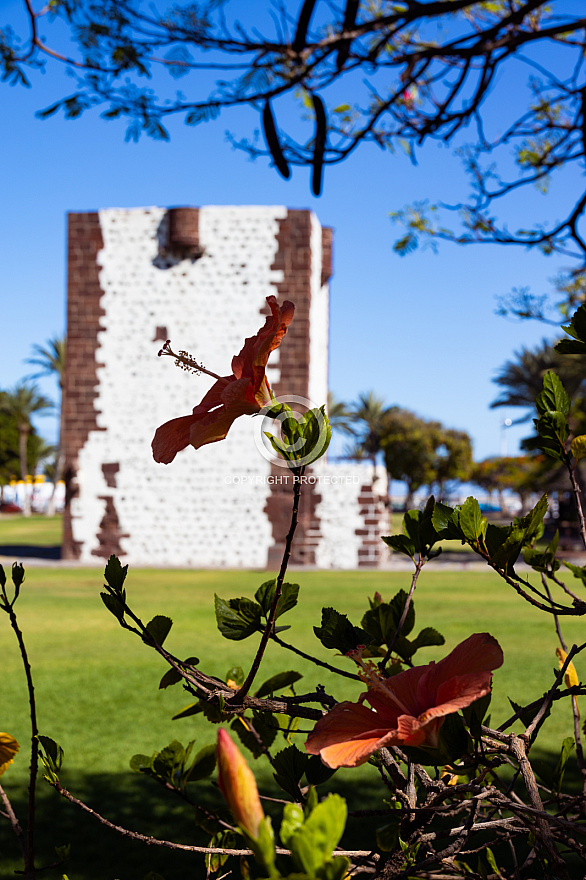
[459,497,483,542]
[172,702,202,721]
[410,627,445,651]
[231,713,277,758]
[536,371,570,417]
[381,534,415,558]
[214,595,262,640]
[255,579,299,619]
[255,670,303,698]
[100,591,125,621]
[313,607,371,653]
[104,555,128,592]
[130,753,153,774]
[145,615,173,647]
[273,745,310,798]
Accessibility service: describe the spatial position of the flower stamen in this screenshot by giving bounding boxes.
[347,646,412,715]
[158,340,223,381]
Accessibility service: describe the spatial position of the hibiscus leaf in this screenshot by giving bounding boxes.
[361,602,396,646]
[287,794,348,875]
[381,534,416,559]
[231,713,277,757]
[314,607,372,653]
[389,590,415,638]
[410,627,445,652]
[159,657,200,690]
[255,579,300,619]
[273,745,310,798]
[458,497,484,543]
[462,692,491,741]
[104,554,128,594]
[185,743,217,783]
[214,595,262,640]
[255,670,303,698]
[144,615,173,647]
[536,371,570,417]
[305,754,336,786]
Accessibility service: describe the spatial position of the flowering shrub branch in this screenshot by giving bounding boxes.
[7,303,586,877]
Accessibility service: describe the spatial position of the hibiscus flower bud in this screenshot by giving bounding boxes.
[216,728,265,840]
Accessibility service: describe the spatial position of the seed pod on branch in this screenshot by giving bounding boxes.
[292,0,318,55]
[311,93,327,197]
[336,0,359,70]
[262,100,290,179]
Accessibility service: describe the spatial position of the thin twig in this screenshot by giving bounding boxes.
[234,466,304,701]
[381,555,426,668]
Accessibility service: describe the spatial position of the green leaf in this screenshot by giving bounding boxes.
[214,595,262,640]
[305,754,336,786]
[100,591,125,621]
[38,735,64,773]
[280,802,305,847]
[288,795,347,875]
[159,657,199,689]
[273,745,310,798]
[313,607,371,653]
[571,435,586,460]
[144,615,173,647]
[255,579,300,619]
[563,560,586,584]
[231,712,277,757]
[462,692,491,741]
[152,740,185,779]
[185,743,217,782]
[558,304,586,345]
[552,736,575,793]
[130,753,153,774]
[104,555,128,593]
[410,627,445,652]
[388,590,415,638]
[225,665,244,687]
[536,371,570,417]
[381,534,415,558]
[458,497,484,543]
[255,670,303,699]
[172,702,203,721]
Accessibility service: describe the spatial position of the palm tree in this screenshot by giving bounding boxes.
[25,336,65,515]
[491,340,586,421]
[0,383,53,516]
[350,391,393,480]
[327,392,355,436]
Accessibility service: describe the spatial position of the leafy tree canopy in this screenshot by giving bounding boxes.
[3,1,586,311]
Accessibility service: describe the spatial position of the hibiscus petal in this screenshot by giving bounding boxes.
[232,296,295,384]
[189,379,258,449]
[416,633,503,711]
[152,414,201,464]
[306,701,399,768]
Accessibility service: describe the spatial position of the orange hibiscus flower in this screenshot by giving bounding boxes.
[305,633,503,768]
[152,296,294,464]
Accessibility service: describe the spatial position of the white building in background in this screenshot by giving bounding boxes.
[62,206,388,568]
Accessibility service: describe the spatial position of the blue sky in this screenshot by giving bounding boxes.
[1,2,576,461]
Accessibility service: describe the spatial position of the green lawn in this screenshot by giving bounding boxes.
[0,513,62,548]
[2,563,584,879]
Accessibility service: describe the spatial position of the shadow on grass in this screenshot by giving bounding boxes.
[0,543,61,559]
[2,747,582,879]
